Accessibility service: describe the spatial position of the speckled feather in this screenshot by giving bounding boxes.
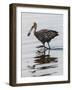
[34,29,58,44]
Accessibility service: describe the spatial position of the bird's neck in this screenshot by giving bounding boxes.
[34,27,37,34]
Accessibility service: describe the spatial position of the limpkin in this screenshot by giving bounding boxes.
[27,22,58,50]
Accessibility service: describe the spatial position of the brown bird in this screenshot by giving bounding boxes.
[27,22,58,49]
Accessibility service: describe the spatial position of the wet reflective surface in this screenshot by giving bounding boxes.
[21,12,63,77]
[21,46,63,77]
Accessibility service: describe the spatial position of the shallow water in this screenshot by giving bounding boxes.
[21,12,63,77]
[21,47,63,77]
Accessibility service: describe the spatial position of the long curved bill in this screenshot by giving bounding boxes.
[27,29,32,36]
[27,26,34,36]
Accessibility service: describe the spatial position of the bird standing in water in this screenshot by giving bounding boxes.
[27,22,58,50]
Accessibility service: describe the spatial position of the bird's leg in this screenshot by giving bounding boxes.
[43,43,45,55]
[47,43,50,55]
[48,48,50,56]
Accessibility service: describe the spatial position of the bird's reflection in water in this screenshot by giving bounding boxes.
[27,46,58,77]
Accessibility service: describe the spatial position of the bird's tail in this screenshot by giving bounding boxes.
[55,31,59,36]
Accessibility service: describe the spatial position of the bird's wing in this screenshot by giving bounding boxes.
[38,29,49,33]
[38,29,58,39]
[35,29,58,43]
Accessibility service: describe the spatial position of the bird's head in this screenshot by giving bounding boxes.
[27,22,37,36]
